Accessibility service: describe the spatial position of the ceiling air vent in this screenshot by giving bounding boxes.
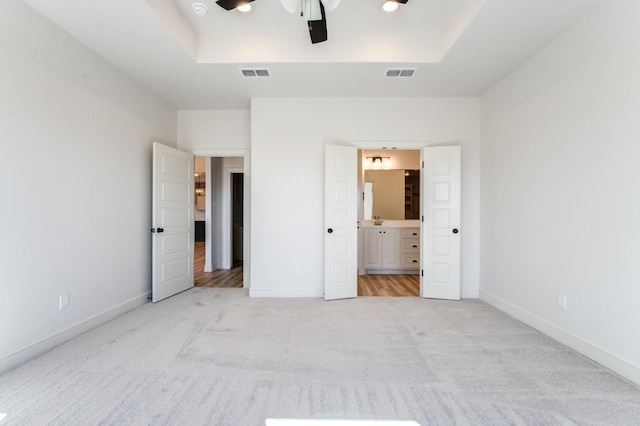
[385,68,417,78]
[240,68,271,77]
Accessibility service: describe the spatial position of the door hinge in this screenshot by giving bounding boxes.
[421,270,423,277]
[421,215,424,222]
[422,161,424,168]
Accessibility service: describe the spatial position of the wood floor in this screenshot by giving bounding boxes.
[194,242,418,296]
[358,274,419,297]
[194,242,243,288]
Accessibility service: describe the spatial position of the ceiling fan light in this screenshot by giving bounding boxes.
[237,3,252,12]
[383,1,400,12]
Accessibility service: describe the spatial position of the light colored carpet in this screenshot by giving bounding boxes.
[1,288,640,425]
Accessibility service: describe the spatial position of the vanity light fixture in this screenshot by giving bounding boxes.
[365,156,392,169]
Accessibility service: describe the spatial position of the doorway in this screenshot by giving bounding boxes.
[357,149,421,297]
[194,156,245,288]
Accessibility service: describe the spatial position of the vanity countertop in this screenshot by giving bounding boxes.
[360,220,420,228]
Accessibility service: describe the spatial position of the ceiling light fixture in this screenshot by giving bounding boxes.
[237,3,252,12]
[192,2,208,16]
[382,1,398,12]
[382,0,408,13]
[216,0,255,11]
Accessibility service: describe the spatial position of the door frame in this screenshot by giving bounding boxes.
[192,148,250,289]
[351,140,431,296]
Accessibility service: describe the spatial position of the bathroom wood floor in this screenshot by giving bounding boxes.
[358,274,420,297]
[194,242,419,296]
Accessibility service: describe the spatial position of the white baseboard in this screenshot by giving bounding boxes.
[0,292,150,375]
[481,290,640,386]
[249,288,324,298]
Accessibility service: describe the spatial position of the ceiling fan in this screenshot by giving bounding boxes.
[215,0,410,44]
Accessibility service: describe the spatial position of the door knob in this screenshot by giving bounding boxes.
[452,228,459,234]
[157,228,165,233]
[327,228,333,234]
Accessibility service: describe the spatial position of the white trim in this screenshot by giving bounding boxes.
[350,140,431,150]
[0,293,150,375]
[481,290,640,386]
[204,158,213,272]
[250,288,324,298]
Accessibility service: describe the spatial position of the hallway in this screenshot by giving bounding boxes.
[194,242,243,288]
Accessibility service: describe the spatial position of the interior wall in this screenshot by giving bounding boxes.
[480,0,640,383]
[251,97,480,297]
[177,110,250,152]
[0,1,177,373]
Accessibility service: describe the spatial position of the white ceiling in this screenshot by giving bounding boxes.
[23,0,603,109]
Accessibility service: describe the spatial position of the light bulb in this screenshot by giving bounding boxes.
[382,1,399,12]
[237,3,252,12]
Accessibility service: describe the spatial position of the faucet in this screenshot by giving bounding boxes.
[373,216,383,226]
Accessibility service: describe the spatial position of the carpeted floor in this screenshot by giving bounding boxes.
[1,288,640,425]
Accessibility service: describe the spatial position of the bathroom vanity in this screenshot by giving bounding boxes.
[361,220,420,274]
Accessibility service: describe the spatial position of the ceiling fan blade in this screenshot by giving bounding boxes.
[308,1,327,44]
[215,0,255,11]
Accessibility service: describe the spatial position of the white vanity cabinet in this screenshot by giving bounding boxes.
[363,228,400,269]
[362,226,420,272]
[400,228,420,269]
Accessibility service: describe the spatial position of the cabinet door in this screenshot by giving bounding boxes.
[381,229,401,269]
[363,229,382,268]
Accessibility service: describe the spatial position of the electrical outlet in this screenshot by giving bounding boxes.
[59,293,69,309]
[295,265,302,275]
[557,294,567,311]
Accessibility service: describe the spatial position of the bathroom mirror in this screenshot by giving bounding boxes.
[364,169,420,220]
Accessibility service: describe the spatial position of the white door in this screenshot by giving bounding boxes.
[324,145,358,300]
[152,142,195,303]
[421,146,461,300]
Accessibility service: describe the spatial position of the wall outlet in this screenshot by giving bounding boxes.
[557,294,567,311]
[59,293,69,310]
[295,265,302,275]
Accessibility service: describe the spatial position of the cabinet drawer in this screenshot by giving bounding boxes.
[402,240,420,254]
[401,229,420,239]
[402,256,420,269]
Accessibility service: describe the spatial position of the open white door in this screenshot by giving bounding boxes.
[421,146,461,300]
[324,145,358,300]
[152,142,195,303]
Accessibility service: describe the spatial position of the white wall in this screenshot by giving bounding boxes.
[251,98,480,297]
[0,1,177,373]
[480,0,640,383]
[177,110,250,152]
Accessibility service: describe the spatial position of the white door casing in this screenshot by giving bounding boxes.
[152,143,195,303]
[421,146,461,300]
[324,145,358,300]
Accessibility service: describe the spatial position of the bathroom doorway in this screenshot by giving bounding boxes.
[357,149,421,297]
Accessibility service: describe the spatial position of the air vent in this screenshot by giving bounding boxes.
[385,68,417,78]
[240,68,270,77]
